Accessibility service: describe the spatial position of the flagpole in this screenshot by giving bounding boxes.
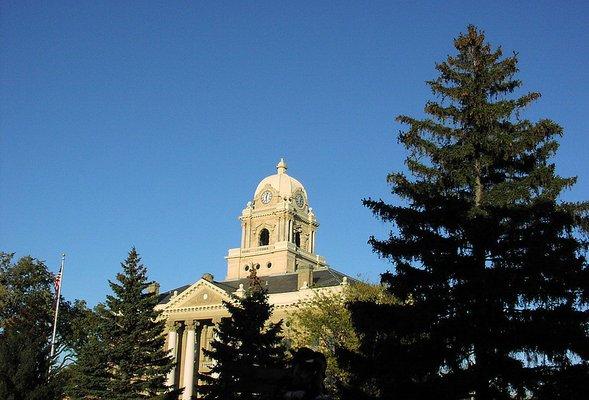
[50,253,65,360]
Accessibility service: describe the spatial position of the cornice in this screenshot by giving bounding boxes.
[163,279,231,310]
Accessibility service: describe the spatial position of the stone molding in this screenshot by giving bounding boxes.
[163,278,230,310]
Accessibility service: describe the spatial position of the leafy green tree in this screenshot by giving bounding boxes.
[69,247,176,400]
[286,282,396,393]
[0,252,84,400]
[199,270,287,400]
[339,26,589,400]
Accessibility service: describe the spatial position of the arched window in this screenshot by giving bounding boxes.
[294,232,301,247]
[259,228,270,246]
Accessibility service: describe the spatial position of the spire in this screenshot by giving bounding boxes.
[276,158,287,175]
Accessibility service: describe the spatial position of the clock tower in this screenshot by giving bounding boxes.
[225,159,328,280]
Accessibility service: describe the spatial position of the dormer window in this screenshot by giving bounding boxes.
[259,228,270,246]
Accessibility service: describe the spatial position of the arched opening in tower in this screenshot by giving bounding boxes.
[259,228,270,246]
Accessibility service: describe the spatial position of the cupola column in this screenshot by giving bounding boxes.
[240,222,246,248]
[245,220,251,248]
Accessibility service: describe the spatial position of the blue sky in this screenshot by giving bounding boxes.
[2,1,588,307]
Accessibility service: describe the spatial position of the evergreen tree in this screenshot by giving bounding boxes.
[199,268,287,400]
[66,304,110,399]
[339,26,589,400]
[70,247,176,400]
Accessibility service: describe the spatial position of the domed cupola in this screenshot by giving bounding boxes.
[225,159,327,280]
[253,158,309,212]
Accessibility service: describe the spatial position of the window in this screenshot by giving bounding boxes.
[259,228,270,246]
[294,232,301,247]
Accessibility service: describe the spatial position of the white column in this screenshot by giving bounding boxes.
[182,321,197,400]
[200,324,209,369]
[241,223,246,248]
[166,323,179,387]
[243,222,248,248]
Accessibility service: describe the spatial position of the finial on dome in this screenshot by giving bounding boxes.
[276,158,287,174]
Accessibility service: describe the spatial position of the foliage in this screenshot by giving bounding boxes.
[339,26,589,400]
[199,270,287,400]
[286,282,396,393]
[66,303,110,399]
[68,247,176,400]
[0,252,85,400]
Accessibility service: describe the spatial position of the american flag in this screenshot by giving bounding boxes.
[54,267,63,292]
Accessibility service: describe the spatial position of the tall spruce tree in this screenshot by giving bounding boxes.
[338,26,589,400]
[199,268,287,400]
[70,248,176,400]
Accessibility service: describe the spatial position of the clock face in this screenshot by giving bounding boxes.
[261,190,272,204]
[295,193,304,208]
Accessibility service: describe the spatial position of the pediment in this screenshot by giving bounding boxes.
[164,279,232,310]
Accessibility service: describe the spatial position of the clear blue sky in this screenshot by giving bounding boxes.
[2,1,588,307]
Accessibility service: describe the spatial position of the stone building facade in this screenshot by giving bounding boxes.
[156,159,350,399]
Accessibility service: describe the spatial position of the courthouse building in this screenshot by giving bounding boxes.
[156,159,351,399]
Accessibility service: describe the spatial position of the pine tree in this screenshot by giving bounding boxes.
[339,26,589,400]
[71,248,176,400]
[66,304,111,399]
[199,268,287,400]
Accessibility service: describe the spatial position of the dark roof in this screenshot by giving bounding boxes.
[157,268,352,305]
[157,284,190,304]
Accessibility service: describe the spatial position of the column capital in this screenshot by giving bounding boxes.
[185,319,201,330]
[166,320,182,332]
